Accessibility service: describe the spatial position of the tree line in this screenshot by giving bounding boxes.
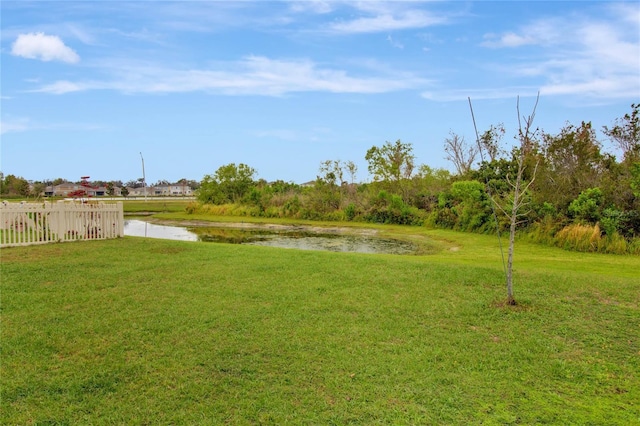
[3,104,638,254]
[193,103,640,254]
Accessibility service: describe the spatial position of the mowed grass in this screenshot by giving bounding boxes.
[1,227,639,424]
[121,199,192,214]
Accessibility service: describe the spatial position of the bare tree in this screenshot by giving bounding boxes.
[470,94,540,306]
[319,160,345,186]
[603,103,639,163]
[345,160,358,185]
[500,95,540,305]
[479,124,505,162]
[444,131,478,176]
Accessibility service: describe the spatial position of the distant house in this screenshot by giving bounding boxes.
[41,182,191,198]
[153,184,194,196]
[44,183,113,197]
[125,184,193,197]
[126,187,151,197]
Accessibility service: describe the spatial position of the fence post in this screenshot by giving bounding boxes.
[117,201,124,237]
[55,201,66,242]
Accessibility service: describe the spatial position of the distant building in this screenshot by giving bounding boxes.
[126,187,151,197]
[126,184,193,197]
[152,184,194,196]
[42,182,192,197]
[44,183,115,197]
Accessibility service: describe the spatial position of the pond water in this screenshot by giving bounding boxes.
[124,219,418,255]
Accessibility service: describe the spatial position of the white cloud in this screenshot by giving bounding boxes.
[11,32,80,63]
[30,55,428,96]
[329,9,446,33]
[481,32,536,48]
[610,2,640,26]
[387,35,404,49]
[33,81,86,94]
[66,24,96,45]
[481,18,561,48]
[475,6,640,100]
[289,0,333,14]
[422,86,540,102]
[0,118,29,135]
[540,75,640,99]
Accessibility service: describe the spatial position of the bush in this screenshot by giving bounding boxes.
[600,208,621,237]
[363,191,425,225]
[344,203,358,221]
[524,215,562,245]
[568,187,604,223]
[618,210,640,239]
[185,202,200,214]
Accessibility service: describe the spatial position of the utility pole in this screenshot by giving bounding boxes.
[140,152,147,202]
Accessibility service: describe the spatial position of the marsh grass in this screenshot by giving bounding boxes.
[1,229,639,424]
[554,223,637,255]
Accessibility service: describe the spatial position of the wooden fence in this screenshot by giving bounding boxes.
[0,201,124,247]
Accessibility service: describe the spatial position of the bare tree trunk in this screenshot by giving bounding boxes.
[444,131,478,176]
[503,94,539,305]
[470,94,539,306]
[505,163,524,305]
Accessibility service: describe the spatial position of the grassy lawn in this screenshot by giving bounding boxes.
[122,199,192,214]
[1,225,639,424]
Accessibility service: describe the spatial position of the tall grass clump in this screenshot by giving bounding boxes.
[555,223,602,252]
[523,215,561,246]
[553,223,636,254]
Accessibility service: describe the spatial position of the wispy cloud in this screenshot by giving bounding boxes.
[30,55,428,96]
[434,4,640,101]
[387,34,404,49]
[481,18,561,48]
[328,8,447,34]
[0,117,29,135]
[107,27,166,45]
[33,80,87,95]
[288,0,334,15]
[422,86,540,102]
[250,126,333,143]
[0,117,104,135]
[65,24,96,45]
[11,32,80,63]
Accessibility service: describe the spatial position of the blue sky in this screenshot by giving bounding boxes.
[1,1,639,185]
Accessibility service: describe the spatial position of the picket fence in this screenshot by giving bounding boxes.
[0,201,124,247]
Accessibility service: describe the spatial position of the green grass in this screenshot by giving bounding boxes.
[1,226,639,424]
[122,199,192,214]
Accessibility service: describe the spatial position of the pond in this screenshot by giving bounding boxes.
[123,219,418,255]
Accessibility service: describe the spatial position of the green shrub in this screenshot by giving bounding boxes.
[364,191,425,225]
[344,203,357,221]
[568,187,604,223]
[600,208,621,237]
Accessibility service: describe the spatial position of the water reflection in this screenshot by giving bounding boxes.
[124,219,198,241]
[124,219,417,255]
